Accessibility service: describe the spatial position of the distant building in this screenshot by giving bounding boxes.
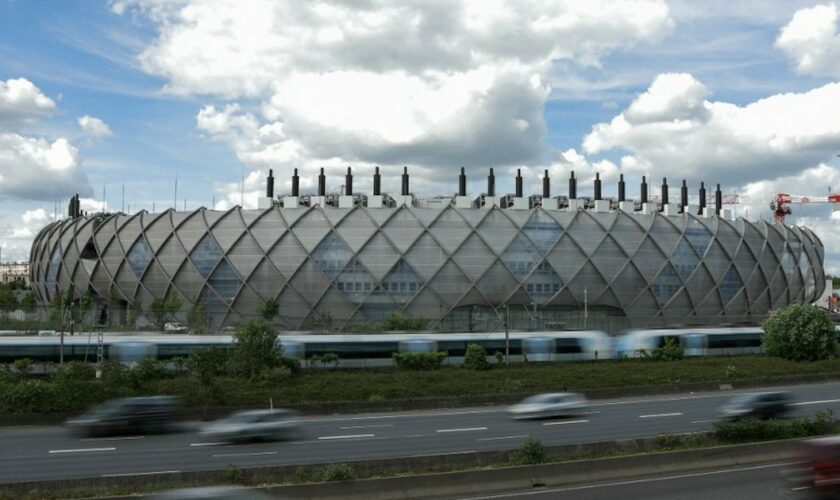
[0,262,30,287]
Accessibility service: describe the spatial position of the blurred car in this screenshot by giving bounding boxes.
[718,391,792,420]
[508,392,588,419]
[66,396,180,437]
[149,486,276,499]
[784,437,840,497]
[164,322,188,333]
[201,409,299,443]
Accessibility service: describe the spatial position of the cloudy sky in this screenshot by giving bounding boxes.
[2,0,840,272]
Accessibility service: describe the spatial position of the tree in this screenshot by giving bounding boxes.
[187,302,209,334]
[150,291,183,328]
[228,319,282,378]
[20,292,36,313]
[0,284,18,309]
[763,304,837,361]
[257,298,279,321]
[464,343,490,370]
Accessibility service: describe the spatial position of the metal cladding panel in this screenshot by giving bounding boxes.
[28,207,828,329]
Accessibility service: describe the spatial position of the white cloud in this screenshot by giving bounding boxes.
[0,78,56,130]
[115,0,673,180]
[0,208,56,262]
[583,73,840,186]
[78,115,114,138]
[0,133,91,200]
[776,3,840,78]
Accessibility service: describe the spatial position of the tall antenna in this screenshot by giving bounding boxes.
[173,172,178,211]
[121,184,125,213]
[240,167,245,206]
[102,184,106,212]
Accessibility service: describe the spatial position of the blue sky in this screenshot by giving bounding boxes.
[2,0,840,271]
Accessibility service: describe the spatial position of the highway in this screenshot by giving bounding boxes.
[462,462,801,499]
[0,381,838,483]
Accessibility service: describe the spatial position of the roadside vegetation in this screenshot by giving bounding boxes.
[762,304,837,361]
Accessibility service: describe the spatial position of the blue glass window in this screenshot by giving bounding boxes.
[781,246,796,284]
[671,238,699,281]
[381,259,424,303]
[523,210,562,254]
[502,234,541,280]
[312,232,352,280]
[191,233,223,279]
[720,266,743,304]
[335,258,375,305]
[126,235,153,278]
[684,219,711,257]
[652,264,681,305]
[46,246,62,293]
[524,260,563,305]
[207,260,241,302]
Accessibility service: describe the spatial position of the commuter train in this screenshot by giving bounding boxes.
[1,326,838,366]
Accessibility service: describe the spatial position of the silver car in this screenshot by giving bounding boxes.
[508,392,589,420]
[202,409,299,443]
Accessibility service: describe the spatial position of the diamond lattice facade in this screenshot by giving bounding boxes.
[29,206,825,331]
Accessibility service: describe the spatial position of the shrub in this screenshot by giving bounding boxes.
[225,464,243,484]
[98,360,130,388]
[382,311,427,331]
[129,358,171,386]
[310,353,340,368]
[713,411,837,443]
[186,302,209,335]
[763,304,837,361]
[54,361,96,383]
[513,436,545,465]
[257,298,280,321]
[229,319,282,379]
[321,463,355,482]
[1,380,59,413]
[392,351,448,370]
[650,338,684,361]
[13,358,33,373]
[464,343,490,370]
[495,351,504,365]
[187,346,230,385]
[260,366,292,385]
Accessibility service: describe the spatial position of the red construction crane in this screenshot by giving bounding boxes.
[771,192,840,223]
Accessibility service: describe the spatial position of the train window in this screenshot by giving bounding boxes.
[706,333,763,349]
[555,338,583,354]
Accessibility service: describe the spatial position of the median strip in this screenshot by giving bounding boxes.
[791,398,840,406]
[543,419,589,426]
[81,436,145,442]
[212,451,278,458]
[49,447,116,454]
[190,442,224,447]
[639,412,683,418]
[476,435,527,442]
[436,427,488,433]
[317,433,375,440]
[101,470,180,478]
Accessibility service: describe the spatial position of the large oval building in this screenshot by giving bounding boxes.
[29,200,825,332]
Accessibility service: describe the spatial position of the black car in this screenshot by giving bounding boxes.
[66,396,180,437]
[719,391,793,420]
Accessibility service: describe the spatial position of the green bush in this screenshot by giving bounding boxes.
[464,344,490,370]
[649,338,684,361]
[229,319,282,379]
[713,412,837,443]
[257,298,280,321]
[1,380,59,413]
[13,358,33,373]
[320,463,355,482]
[762,304,837,361]
[513,436,545,465]
[54,361,96,383]
[187,346,230,385]
[98,361,130,389]
[129,358,171,386]
[392,351,448,370]
[310,353,340,368]
[260,366,292,385]
[382,311,427,331]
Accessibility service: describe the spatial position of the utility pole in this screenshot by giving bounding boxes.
[584,287,588,329]
[504,304,510,365]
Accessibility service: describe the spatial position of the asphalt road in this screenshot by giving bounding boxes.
[1,381,839,483]
[459,462,804,500]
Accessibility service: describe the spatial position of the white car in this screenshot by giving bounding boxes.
[201,409,299,443]
[163,322,188,333]
[508,392,589,420]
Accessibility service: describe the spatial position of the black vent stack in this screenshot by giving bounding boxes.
[715,184,722,215]
[345,167,353,195]
[641,176,648,204]
[291,168,300,197]
[569,171,577,199]
[699,181,706,214]
[515,169,523,197]
[401,167,409,196]
[661,178,669,206]
[618,174,626,202]
[266,169,274,198]
[318,168,326,196]
[487,168,495,197]
[542,169,550,198]
[373,167,381,196]
[458,168,467,196]
[594,173,602,201]
[680,180,688,210]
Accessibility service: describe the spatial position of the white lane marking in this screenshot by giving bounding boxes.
[81,436,145,442]
[436,427,488,433]
[542,419,589,426]
[318,433,375,440]
[691,418,719,424]
[461,461,799,499]
[212,451,278,458]
[49,447,116,454]
[339,424,394,430]
[792,398,840,406]
[476,435,528,442]
[315,408,501,423]
[639,412,683,418]
[102,470,179,478]
[411,450,476,458]
[190,442,225,447]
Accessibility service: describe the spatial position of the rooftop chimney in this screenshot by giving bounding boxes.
[292,168,300,197]
[318,168,326,196]
[661,177,669,207]
[458,167,467,196]
[618,174,626,202]
[569,171,577,199]
[345,167,353,196]
[487,168,495,197]
[542,169,550,198]
[641,176,648,204]
[402,166,409,196]
[373,167,381,196]
[699,181,706,214]
[515,169,523,197]
[594,173,602,201]
[715,184,722,215]
[680,180,688,210]
[266,169,274,198]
